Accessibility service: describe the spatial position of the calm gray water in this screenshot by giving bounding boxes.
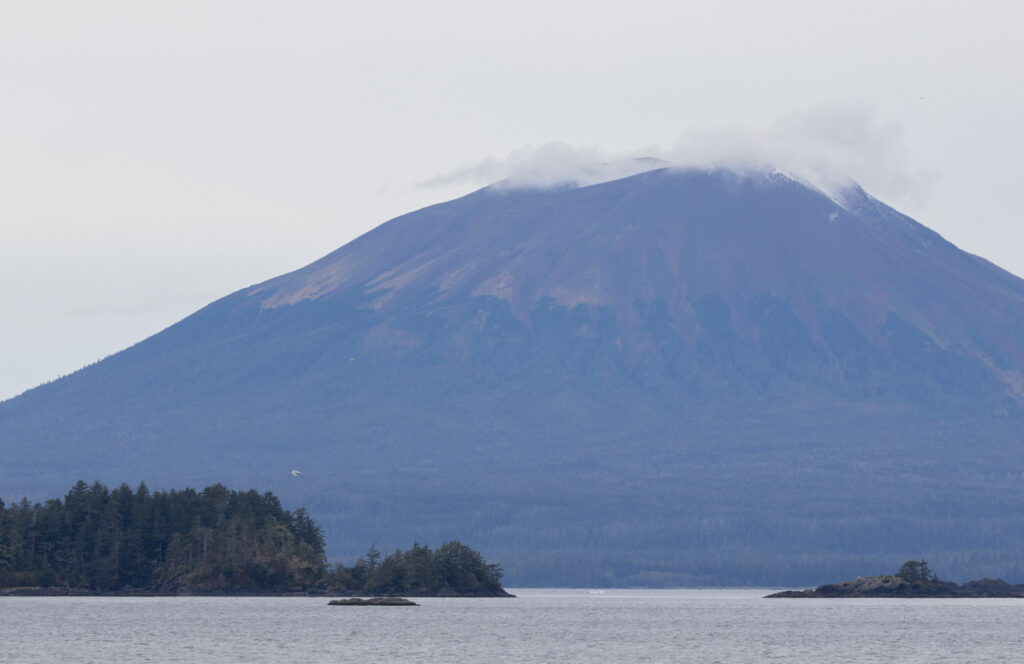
[2,588,1022,663]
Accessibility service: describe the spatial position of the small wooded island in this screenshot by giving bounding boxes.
[766,560,1024,598]
[0,481,511,597]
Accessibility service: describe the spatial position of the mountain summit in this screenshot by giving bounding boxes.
[3,166,1023,585]
[250,166,1024,407]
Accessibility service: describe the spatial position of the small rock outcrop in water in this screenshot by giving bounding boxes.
[766,560,1024,598]
[328,597,419,606]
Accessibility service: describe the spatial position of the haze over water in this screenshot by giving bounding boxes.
[3,589,1022,663]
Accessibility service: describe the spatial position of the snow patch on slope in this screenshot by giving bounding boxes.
[768,165,860,211]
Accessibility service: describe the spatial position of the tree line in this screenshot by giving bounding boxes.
[324,541,507,596]
[0,481,325,591]
[0,481,506,595]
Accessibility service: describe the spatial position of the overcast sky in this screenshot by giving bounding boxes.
[2,1,1023,400]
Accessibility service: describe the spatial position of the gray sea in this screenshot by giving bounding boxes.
[2,588,1022,663]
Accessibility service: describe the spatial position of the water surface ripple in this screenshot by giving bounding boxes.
[2,588,1021,663]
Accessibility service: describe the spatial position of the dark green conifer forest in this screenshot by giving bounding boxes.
[322,541,507,597]
[0,481,506,596]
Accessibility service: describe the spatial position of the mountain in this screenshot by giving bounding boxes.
[3,166,1024,586]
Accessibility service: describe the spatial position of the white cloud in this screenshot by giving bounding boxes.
[666,102,935,204]
[422,143,668,190]
[425,103,936,206]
